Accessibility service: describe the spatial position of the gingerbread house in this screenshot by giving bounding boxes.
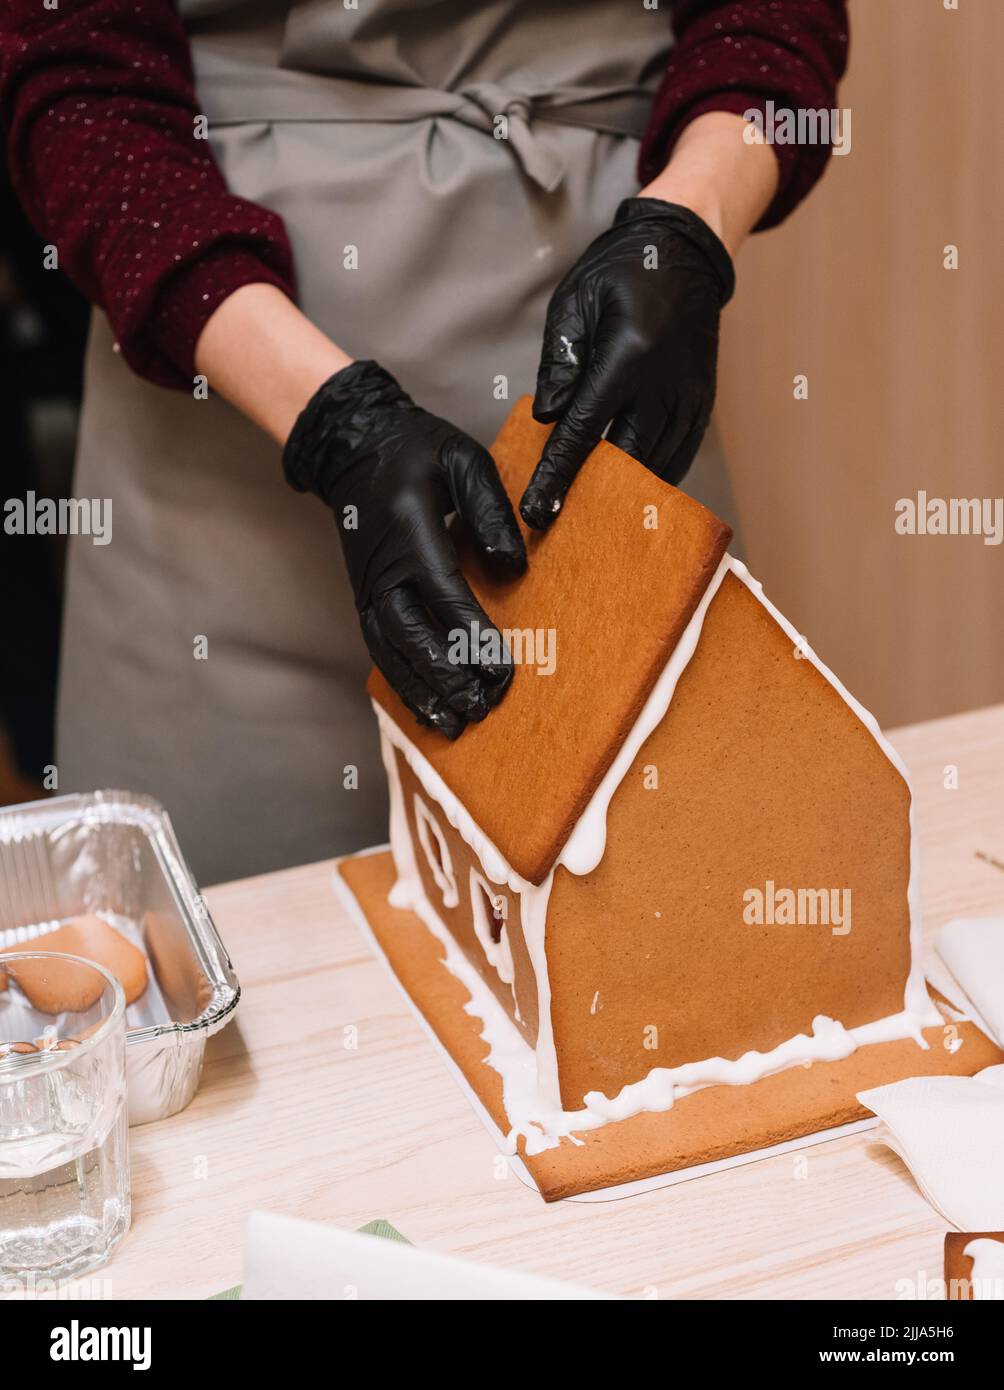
[363,398,942,1156]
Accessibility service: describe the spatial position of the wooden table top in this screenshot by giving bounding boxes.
[96,703,1004,1299]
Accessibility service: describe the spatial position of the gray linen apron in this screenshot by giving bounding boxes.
[58,0,739,883]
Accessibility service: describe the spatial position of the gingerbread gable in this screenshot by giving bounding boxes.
[367,398,731,885]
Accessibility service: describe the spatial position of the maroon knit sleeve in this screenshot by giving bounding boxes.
[642,1,850,231]
[0,0,295,389]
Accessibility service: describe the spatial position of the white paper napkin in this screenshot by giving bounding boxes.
[924,955,997,1043]
[936,917,1004,1046]
[241,1211,612,1300]
[857,1064,1004,1230]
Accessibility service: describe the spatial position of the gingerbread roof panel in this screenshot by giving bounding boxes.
[368,396,732,885]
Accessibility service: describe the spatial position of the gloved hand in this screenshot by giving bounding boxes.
[283,360,527,738]
[520,198,734,530]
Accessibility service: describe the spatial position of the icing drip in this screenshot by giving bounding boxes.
[963,1239,1004,1300]
[375,554,938,1153]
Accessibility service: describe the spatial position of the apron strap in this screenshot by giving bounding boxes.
[194,49,654,192]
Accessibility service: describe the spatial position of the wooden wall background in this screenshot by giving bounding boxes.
[715,0,1002,728]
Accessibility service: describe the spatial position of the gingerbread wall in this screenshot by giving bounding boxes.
[544,573,914,1110]
[394,750,539,1046]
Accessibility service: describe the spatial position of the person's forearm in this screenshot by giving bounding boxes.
[194,284,353,445]
[638,111,779,258]
[0,0,296,389]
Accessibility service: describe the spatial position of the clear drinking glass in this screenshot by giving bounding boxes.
[0,951,131,1286]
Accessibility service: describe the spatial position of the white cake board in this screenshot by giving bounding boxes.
[332,849,891,1203]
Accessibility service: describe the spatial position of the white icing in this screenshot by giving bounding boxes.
[469,868,520,1021]
[963,1239,1004,1299]
[583,1010,930,1122]
[413,793,459,908]
[374,553,937,1152]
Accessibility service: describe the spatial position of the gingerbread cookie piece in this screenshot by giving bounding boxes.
[0,914,149,1014]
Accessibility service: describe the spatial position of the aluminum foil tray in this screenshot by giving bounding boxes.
[0,791,240,1125]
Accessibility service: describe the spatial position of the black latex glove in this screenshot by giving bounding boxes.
[283,360,527,738]
[520,198,734,530]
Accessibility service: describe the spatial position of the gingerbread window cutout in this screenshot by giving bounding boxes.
[413,794,459,908]
[469,869,519,1019]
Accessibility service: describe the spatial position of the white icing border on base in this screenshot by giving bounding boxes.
[375,554,939,1153]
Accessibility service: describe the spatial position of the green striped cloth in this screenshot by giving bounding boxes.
[208,1219,409,1300]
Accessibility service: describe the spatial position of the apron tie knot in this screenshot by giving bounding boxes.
[458,82,568,193]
